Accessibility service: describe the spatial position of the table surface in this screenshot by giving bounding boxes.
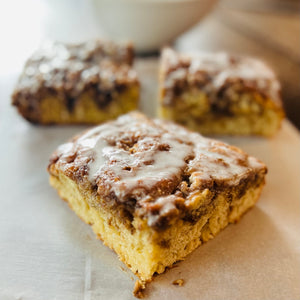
[0,58,300,300]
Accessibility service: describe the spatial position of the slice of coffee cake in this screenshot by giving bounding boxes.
[12,40,139,124]
[159,48,284,136]
[48,112,267,282]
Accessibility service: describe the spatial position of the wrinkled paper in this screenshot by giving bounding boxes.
[1,59,299,300]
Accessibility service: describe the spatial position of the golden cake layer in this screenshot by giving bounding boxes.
[12,40,139,124]
[48,112,267,282]
[159,48,284,136]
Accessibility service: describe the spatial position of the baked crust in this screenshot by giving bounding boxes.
[159,48,284,136]
[12,40,139,124]
[48,112,267,230]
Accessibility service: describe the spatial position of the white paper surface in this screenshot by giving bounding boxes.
[0,59,300,300]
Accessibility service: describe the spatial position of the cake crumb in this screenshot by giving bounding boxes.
[172,279,184,286]
[133,280,146,298]
[120,266,126,272]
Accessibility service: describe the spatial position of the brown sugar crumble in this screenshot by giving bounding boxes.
[133,280,146,298]
[172,279,185,286]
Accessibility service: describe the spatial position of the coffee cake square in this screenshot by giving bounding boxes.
[159,48,284,136]
[48,112,267,283]
[12,40,139,124]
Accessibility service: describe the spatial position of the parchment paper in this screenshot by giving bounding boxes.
[0,59,299,300]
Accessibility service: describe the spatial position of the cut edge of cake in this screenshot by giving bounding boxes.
[49,170,265,282]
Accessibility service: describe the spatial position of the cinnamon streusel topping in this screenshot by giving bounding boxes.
[161,48,282,108]
[49,112,267,229]
[12,40,138,110]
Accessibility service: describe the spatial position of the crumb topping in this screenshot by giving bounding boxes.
[161,48,282,108]
[49,112,267,230]
[133,280,146,298]
[12,40,138,109]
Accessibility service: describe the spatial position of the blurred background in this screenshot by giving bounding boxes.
[0,0,299,128]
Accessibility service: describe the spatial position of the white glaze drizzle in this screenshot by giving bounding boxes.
[56,113,265,205]
[155,120,261,185]
[53,113,266,227]
[67,114,192,199]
